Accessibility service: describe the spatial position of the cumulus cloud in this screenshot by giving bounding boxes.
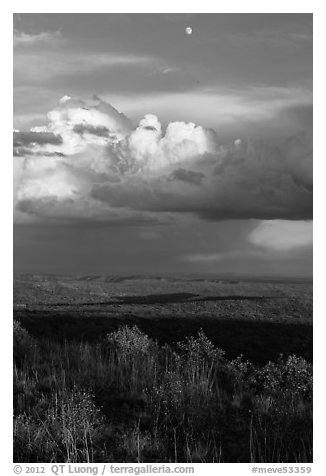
[111,113,218,173]
[46,96,132,150]
[91,136,312,220]
[13,96,313,224]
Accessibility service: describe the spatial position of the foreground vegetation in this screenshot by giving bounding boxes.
[13,320,312,463]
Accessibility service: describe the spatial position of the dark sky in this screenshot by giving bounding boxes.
[13,13,313,277]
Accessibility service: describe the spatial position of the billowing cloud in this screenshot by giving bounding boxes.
[91,135,312,220]
[13,96,313,224]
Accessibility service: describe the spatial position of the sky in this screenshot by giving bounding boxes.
[13,13,313,278]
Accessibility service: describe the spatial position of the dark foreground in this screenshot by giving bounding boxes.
[13,275,313,463]
[14,274,313,363]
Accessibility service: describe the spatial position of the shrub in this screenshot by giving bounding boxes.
[177,330,225,366]
[105,325,152,356]
[13,323,313,463]
[14,387,105,462]
[13,320,36,364]
[250,354,312,406]
[226,354,255,394]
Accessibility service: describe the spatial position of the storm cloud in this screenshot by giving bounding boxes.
[13,96,312,224]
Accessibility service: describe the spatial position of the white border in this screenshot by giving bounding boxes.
[8,2,318,13]
[3,3,324,474]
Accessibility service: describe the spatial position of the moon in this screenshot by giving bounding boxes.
[185,26,193,35]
